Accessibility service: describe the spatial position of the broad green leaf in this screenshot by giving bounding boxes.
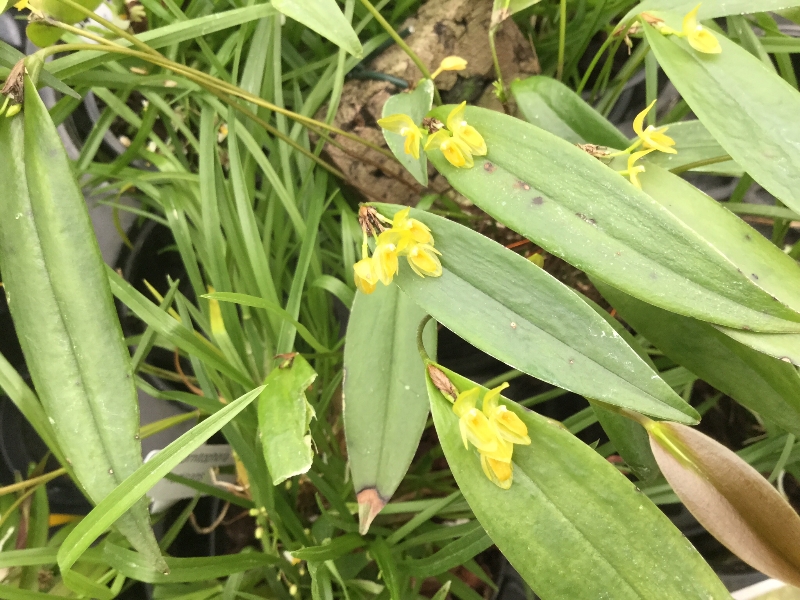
[643,120,742,176]
[272,0,362,57]
[31,0,101,25]
[0,77,162,572]
[624,0,800,23]
[426,365,730,599]
[258,354,317,485]
[426,104,800,332]
[492,0,542,26]
[373,204,698,424]
[0,41,79,98]
[381,80,434,186]
[649,421,800,587]
[644,21,800,216]
[57,386,264,597]
[343,284,436,533]
[511,76,629,148]
[597,280,800,438]
[102,544,277,583]
[719,328,800,367]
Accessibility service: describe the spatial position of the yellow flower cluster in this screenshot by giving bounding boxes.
[377,102,487,170]
[655,4,721,55]
[452,383,530,489]
[353,208,442,295]
[616,100,677,189]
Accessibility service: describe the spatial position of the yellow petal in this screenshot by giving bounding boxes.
[373,243,399,285]
[441,138,472,168]
[688,28,721,54]
[407,243,443,278]
[446,101,467,132]
[377,113,417,135]
[482,435,514,462]
[438,56,468,72]
[424,129,450,151]
[403,128,422,159]
[452,387,480,418]
[642,126,677,154]
[492,406,531,445]
[392,208,411,229]
[13,0,28,9]
[461,409,499,453]
[458,125,487,156]
[353,258,377,294]
[681,4,701,36]
[480,454,513,489]
[632,99,656,137]
[481,382,510,416]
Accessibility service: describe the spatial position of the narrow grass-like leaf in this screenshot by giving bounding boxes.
[399,527,493,577]
[649,421,800,587]
[291,534,366,562]
[344,284,436,532]
[426,105,800,332]
[426,365,730,599]
[644,20,800,215]
[373,204,697,424]
[597,281,800,438]
[258,354,317,485]
[57,386,264,593]
[381,80,434,186]
[273,0,362,56]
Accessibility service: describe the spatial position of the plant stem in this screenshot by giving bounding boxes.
[577,31,616,94]
[557,0,567,80]
[416,314,433,362]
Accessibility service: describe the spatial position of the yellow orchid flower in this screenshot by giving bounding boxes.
[631,100,676,154]
[353,257,378,294]
[481,454,513,490]
[378,208,433,251]
[13,0,28,9]
[406,243,442,278]
[377,113,423,159]
[425,129,473,168]
[447,102,487,156]
[619,149,656,189]
[682,4,721,54]
[453,388,500,454]
[372,242,399,285]
[482,383,531,446]
[431,56,468,80]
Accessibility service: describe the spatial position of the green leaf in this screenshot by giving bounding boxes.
[57,386,264,596]
[373,204,697,423]
[491,0,542,26]
[644,20,800,216]
[0,77,162,571]
[643,120,742,176]
[426,365,730,599]
[0,41,79,98]
[399,526,493,577]
[381,79,434,186]
[596,281,800,438]
[426,104,800,332]
[103,544,278,583]
[291,534,366,562]
[258,354,317,485]
[718,328,800,367]
[272,0,362,57]
[648,421,800,587]
[624,0,800,23]
[344,284,436,532]
[511,76,629,148]
[370,538,402,600]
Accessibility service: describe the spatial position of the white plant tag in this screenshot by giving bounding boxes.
[145,444,236,513]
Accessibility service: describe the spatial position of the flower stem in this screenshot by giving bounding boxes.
[577,31,616,94]
[557,0,567,80]
[416,314,434,362]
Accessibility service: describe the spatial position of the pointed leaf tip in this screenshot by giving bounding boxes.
[357,488,387,535]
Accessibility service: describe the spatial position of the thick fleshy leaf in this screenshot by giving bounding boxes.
[381,80,434,186]
[649,421,800,587]
[426,365,730,600]
[511,76,629,148]
[372,204,697,424]
[644,21,800,216]
[426,104,800,332]
[597,281,800,438]
[624,0,800,23]
[258,354,317,485]
[0,76,162,573]
[343,284,436,532]
[719,328,800,367]
[642,120,742,176]
[272,0,362,57]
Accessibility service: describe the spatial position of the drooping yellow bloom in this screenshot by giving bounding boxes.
[353,257,378,294]
[453,389,498,454]
[631,100,676,154]
[482,383,531,446]
[377,113,423,159]
[681,4,721,54]
[431,56,468,79]
[481,454,513,490]
[372,242,399,285]
[379,208,433,251]
[619,149,655,189]
[406,243,442,278]
[424,102,486,169]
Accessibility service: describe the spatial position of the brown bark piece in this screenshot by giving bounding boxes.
[326,0,539,206]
